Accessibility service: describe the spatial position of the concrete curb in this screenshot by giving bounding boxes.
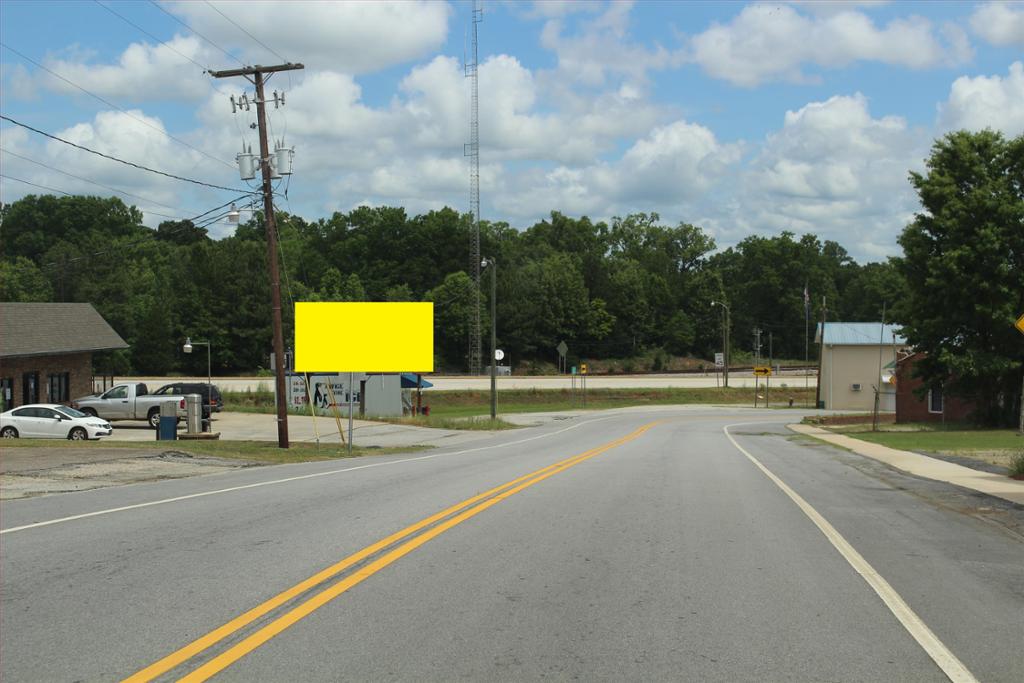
[787,423,1024,506]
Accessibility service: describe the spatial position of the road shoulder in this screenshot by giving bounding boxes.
[788,423,1024,505]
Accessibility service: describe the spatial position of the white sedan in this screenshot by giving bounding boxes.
[0,404,113,440]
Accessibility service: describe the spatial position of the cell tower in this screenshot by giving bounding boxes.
[465,0,483,375]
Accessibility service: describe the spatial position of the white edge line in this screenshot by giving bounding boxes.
[723,422,979,683]
[1,415,622,535]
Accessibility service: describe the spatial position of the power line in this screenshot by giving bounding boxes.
[0,147,200,217]
[0,42,236,171]
[93,0,209,72]
[203,0,288,64]
[146,0,243,66]
[0,114,247,193]
[28,192,257,272]
[92,0,235,99]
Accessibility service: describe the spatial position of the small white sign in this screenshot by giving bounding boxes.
[714,352,724,368]
[495,349,505,361]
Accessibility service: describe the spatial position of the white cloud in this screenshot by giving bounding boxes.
[42,35,212,102]
[491,119,740,221]
[969,2,1024,47]
[539,1,683,88]
[0,109,232,229]
[938,62,1024,136]
[726,93,928,257]
[688,4,971,87]
[1,63,38,100]
[168,0,450,74]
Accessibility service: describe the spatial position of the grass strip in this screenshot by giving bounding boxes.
[3,438,431,465]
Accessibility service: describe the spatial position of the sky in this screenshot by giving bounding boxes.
[1,0,1022,264]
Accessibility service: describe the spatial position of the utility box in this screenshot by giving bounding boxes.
[157,400,178,441]
[185,394,202,433]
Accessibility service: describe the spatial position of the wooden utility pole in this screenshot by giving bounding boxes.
[211,62,304,448]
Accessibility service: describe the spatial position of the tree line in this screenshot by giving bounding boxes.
[1,130,1020,424]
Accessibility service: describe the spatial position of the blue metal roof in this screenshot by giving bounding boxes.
[816,322,906,346]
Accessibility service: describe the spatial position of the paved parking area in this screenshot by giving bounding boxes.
[106,411,497,450]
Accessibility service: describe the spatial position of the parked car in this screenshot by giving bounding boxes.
[153,382,223,416]
[73,383,186,428]
[1,404,113,440]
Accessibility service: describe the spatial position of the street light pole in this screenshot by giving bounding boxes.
[183,337,212,418]
[712,301,730,388]
[483,257,497,419]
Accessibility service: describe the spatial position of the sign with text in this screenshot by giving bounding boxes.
[295,302,433,372]
[715,352,724,368]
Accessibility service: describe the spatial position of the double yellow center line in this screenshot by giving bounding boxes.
[124,420,659,682]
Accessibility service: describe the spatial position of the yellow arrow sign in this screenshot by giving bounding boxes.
[1016,314,1024,335]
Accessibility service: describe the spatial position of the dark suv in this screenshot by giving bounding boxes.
[153,383,223,416]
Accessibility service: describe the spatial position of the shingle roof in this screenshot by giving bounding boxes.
[0,302,129,358]
[815,322,906,346]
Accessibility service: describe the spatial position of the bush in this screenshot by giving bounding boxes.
[1010,451,1024,479]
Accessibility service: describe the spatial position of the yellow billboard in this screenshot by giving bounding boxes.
[295,302,433,372]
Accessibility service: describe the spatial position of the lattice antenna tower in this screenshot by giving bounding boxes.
[465,0,483,375]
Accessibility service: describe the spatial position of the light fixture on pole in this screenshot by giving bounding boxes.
[482,257,497,419]
[183,336,212,421]
[711,301,730,388]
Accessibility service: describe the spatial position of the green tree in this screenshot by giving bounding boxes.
[896,129,1024,425]
[425,271,477,371]
[0,257,53,301]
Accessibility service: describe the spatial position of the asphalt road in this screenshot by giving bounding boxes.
[2,407,1021,682]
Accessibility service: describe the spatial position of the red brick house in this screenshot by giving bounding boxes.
[0,302,128,411]
[894,351,975,423]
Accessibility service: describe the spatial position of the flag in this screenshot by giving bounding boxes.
[803,283,810,317]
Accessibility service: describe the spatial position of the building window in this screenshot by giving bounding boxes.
[928,388,944,414]
[22,372,39,405]
[48,372,70,403]
[1,378,12,411]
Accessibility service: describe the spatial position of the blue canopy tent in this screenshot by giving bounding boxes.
[400,373,433,389]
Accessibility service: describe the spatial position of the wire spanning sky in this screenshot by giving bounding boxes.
[1,1,1022,262]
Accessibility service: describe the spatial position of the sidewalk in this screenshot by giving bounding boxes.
[788,424,1024,505]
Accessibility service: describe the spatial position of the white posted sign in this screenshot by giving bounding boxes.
[714,352,725,368]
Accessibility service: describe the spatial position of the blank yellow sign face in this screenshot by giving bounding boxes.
[295,302,433,372]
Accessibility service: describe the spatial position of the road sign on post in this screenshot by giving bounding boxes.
[715,352,724,367]
[1015,314,1024,335]
[581,363,588,375]
[754,366,772,377]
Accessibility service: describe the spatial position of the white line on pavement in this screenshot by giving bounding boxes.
[723,422,979,683]
[1,415,622,535]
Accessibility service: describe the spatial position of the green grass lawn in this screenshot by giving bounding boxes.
[224,386,818,421]
[4,437,430,464]
[836,429,1023,453]
[827,424,1023,453]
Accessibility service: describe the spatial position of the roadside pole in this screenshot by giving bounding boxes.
[347,372,354,455]
[210,62,304,449]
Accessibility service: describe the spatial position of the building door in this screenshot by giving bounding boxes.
[1,378,12,410]
[22,372,39,405]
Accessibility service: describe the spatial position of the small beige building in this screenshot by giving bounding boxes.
[816,322,907,411]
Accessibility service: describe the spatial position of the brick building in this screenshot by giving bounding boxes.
[894,351,975,423]
[0,302,128,411]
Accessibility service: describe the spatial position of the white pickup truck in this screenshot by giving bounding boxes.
[73,383,187,428]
